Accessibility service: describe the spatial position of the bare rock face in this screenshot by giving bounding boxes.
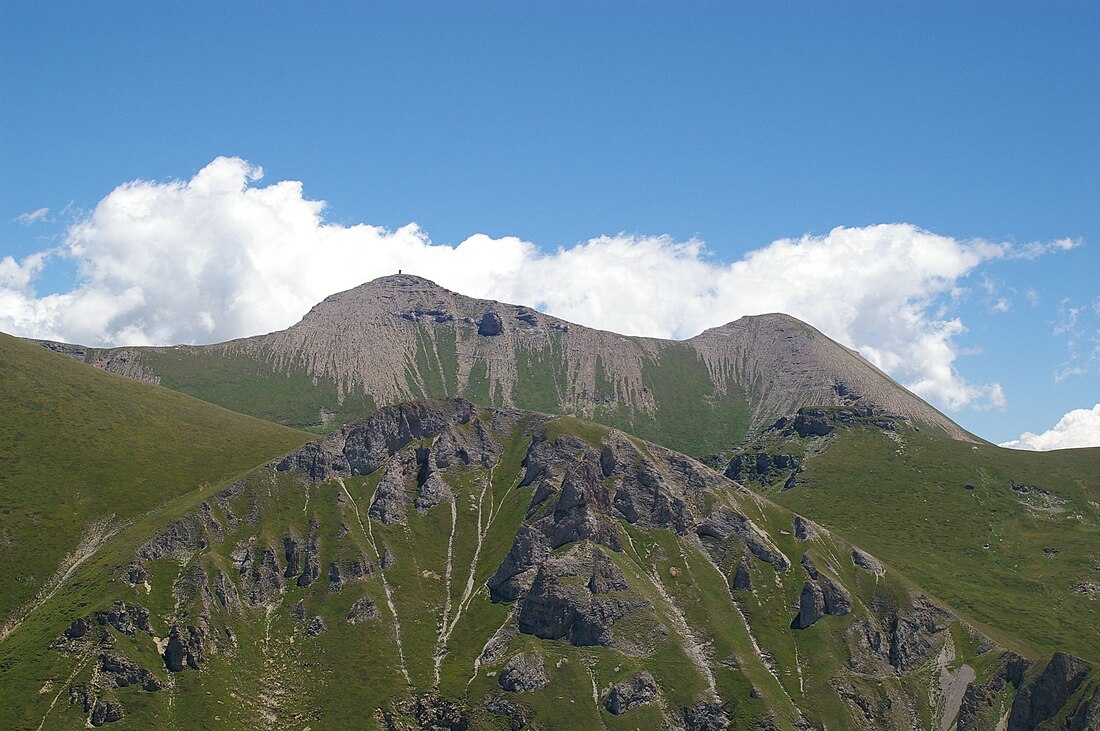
[369,452,414,525]
[731,555,753,591]
[378,692,470,731]
[604,671,658,715]
[792,581,827,630]
[413,446,452,513]
[89,697,124,726]
[277,399,480,483]
[498,652,548,693]
[516,544,645,647]
[1007,652,1093,731]
[792,555,851,629]
[163,623,205,672]
[697,505,790,571]
[477,311,504,336]
[236,544,284,606]
[488,525,551,602]
[99,651,162,691]
[888,596,952,672]
[307,616,328,636]
[792,514,819,541]
[328,555,376,593]
[126,560,147,585]
[851,548,885,575]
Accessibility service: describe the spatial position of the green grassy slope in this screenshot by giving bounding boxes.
[759,420,1100,661]
[4,404,1050,730]
[0,333,309,631]
[82,337,751,457]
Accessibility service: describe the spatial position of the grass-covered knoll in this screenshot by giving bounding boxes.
[764,420,1100,661]
[0,333,308,631]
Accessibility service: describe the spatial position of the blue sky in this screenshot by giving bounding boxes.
[2,2,1098,447]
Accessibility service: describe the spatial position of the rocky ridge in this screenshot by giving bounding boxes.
[36,398,1097,729]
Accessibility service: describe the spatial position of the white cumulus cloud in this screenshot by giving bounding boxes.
[0,156,1073,413]
[999,404,1100,450]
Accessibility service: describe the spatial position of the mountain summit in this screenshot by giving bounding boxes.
[35,273,970,450]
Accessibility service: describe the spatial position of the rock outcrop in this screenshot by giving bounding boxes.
[163,623,205,672]
[498,652,548,693]
[604,671,659,715]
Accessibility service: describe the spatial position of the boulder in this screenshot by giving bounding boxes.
[307,616,328,636]
[498,652,547,693]
[604,671,658,715]
[477,311,504,336]
[792,581,826,629]
[347,595,379,624]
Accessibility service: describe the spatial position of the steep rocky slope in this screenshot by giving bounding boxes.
[36,274,970,452]
[5,399,1095,730]
[720,405,1100,665]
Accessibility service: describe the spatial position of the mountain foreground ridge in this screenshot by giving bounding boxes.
[5,394,1098,730]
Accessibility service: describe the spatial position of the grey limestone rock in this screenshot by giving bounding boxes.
[328,554,376,593]
[237,544,284,606]
[307,616,328,636]
[792,581,826,629]
[604,671,658,715]
[99,651,162,691]
[347,595,379,624]
[498,652,547,693]
[1007,652,1093,731]
[89,697,124,726]
[414,445,452,513]
[697,505,790,571]
[368,452,413,525]
[731,555,753,591]
[888,596,952,671]
[515,544,649,648]
[163,623,205,672]
[851,547,885,575]
[478,311,504,336]
[792,515,818,541]
[126,560,147,585]
[682,700,730,730]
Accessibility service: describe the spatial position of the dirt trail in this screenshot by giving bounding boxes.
[2,516,117,644]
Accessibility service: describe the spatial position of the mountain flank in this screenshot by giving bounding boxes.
[7,398,1094,730]
[34,274,972,453]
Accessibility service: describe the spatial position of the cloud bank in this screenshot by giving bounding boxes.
[0,156,1071,414]
[1000,404,1100,451]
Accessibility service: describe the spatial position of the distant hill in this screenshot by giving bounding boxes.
[33,274,972,455]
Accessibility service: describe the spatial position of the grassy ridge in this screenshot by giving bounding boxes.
[769,424,1100,660]
[0,333,308,626]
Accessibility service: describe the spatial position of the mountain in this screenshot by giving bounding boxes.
[36,274,971,454]
[9,276,1100,729]
[6,397,1097,730]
